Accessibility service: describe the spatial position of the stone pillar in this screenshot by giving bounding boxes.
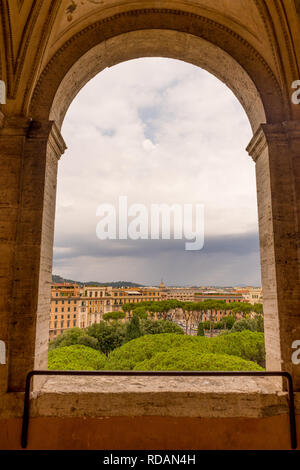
[247,121,300,390]
[0,118,66,392]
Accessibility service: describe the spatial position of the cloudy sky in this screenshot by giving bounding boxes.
[53,58,261,286]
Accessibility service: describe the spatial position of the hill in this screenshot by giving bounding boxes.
[52,274,144,288]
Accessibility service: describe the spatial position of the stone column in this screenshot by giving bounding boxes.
[0,118,66,392]
[247,121,300,390]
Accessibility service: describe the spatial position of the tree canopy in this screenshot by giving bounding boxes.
[231,316,264,333]
[86,321,127,356]
[49,327,86,350]
[125,314,142,341]
[48,345,106,370]
[104,331,265,370]
[103,311,126,321]
[136,350,263,371]
[141,319,184,335]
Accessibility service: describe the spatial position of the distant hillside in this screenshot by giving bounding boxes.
[52,274,144,288]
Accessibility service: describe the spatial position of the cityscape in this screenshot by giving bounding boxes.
[49,279,263,340]
[48,276,265,377]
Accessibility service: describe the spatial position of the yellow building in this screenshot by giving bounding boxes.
[110,287,161,313]
[82,286,113,327]
[49,283,82,340]
[49,284,163,339]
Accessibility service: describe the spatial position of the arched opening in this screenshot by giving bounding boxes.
[5,13,299,395]
[38,26,273,380]
[50,57,263,365]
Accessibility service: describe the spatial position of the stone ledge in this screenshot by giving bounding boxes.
[2,376,300,420]
[32,376,299,419]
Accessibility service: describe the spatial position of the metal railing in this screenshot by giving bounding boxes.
[21,370,297,449]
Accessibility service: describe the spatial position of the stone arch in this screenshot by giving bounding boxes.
[28,8,285,131]
[48,29,266,133]
[2,7,299,394]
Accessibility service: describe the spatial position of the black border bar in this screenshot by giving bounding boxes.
[21,370,297,449]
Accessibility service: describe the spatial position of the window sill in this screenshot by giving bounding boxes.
[2,376,300,420]
[24,375,298,419]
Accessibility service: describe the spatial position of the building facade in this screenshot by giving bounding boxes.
[49,283,83,340]
[49,283,163,340]
[241,287,263,305]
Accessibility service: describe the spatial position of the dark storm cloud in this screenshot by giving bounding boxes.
[53,231,259,261]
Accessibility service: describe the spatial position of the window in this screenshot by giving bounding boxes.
[48,57,266,389]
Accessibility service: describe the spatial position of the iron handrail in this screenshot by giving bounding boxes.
[21,370,297,449]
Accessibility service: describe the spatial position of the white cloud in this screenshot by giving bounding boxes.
[54,58,259,285]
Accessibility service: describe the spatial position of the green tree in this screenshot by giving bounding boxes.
[86,321,126,356]
[48,327,86,350]
[133,306,148,320]
[254,314,264,332]
[104,331,265,370]
[141,319,184,335]
[105,333,200,370]
[209,330,265,367]
[77,335,99,350]
[103,311,126,321]
[136,350,263,372]
[231,318,256,332]
[48,345,107,370]
[231,302,253,318]
[253,303,263,314]
[231,315,264,334]
[125,314,142,341]
[197,322,205,336]
[222,315,235,330]
[181,302,194,334]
